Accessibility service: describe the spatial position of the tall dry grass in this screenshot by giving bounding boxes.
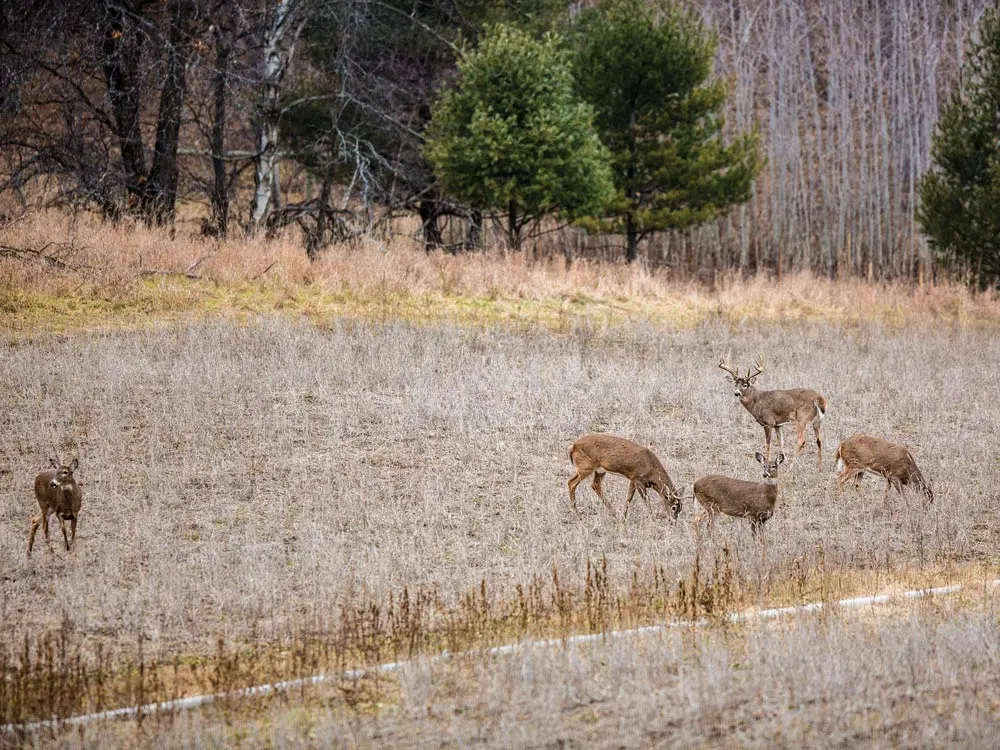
[21,590,1000,747]
[2,211,999,741]
[1,317,997,658]
[2,211,998,329]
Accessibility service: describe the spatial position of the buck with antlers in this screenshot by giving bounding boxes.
[567,434,683,521]
[27,458,83,556]
[719,355,828,463]
[834,434,934,504]
[693,452,785,537]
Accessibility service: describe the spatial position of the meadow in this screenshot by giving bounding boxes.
[1,214,999,746]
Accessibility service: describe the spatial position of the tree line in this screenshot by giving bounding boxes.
[0,0,997,286]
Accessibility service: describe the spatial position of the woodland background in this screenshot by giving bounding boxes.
[1,0,993,279]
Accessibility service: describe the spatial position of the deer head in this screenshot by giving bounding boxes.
[47,457,79,489]
[719,354,764,397]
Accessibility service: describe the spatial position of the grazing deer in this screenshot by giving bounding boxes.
[693,452,785,537]
[835,434,933,504]
[719,355,827,463]
[568,434,682,521]
[27,458,83,556]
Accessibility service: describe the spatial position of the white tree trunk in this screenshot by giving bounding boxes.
[248,0,304,236]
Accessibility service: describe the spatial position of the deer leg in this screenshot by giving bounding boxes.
[592,471,615,516]
[623,481,637,521]
[70,516,78,548]
[40,511,53,551]
[812,418,823,462]
[27,516,41,556]
[638,484,652,513]
[693,509,708,540]
[835,467,850,491]
[762,426,773,459]
[568,471,589,515]
[795,422,807,457]
[57,516,70,551]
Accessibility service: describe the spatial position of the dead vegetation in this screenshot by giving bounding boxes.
[0,216,999,744]
[2,212,1000,332]
[0,311,998,740]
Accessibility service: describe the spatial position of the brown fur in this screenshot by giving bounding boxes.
[720,358,827,463]
[835,434,933,503]
[567,434,681,521]
[693,452,785,537]
[28,458,83,555]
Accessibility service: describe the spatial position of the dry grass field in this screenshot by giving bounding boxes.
[83,589,1000,748]
[2,214,1000,746]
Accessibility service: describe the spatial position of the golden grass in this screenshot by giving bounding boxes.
[2,211,998,333]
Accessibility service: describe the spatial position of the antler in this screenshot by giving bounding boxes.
[745,354,764,381]
[718,357,740,381]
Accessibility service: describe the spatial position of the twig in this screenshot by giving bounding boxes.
[185,256,208,276]
[250,261,276,281]
[139,255,209,281]
[0,243,76,270]
[138,268,201,280]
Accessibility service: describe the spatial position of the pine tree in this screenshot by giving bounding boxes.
[918,8,1000,290]
[571,0,760,263]
[424,24,614,250]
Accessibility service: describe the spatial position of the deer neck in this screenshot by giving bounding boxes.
[740,387,775,422]
[739,386,760,409]
[760,478,779,507]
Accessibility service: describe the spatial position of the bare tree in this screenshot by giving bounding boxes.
[247,0,307,236]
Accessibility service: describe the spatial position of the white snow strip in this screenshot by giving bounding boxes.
[4,578,998,733]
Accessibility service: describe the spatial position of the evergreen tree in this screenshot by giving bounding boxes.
[918,8,1000,290]
[571,0,760,262]
[424,24,614,250]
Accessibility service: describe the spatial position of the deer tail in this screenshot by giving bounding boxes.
[814,395,828,419]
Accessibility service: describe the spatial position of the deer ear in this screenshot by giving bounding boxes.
[70,458,79,471]
[777,454,786,465]
[755,452,765,464]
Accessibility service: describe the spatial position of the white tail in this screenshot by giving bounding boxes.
[834,434,933,504]
[27,458,83,556]
[567,434,682,521]
[693,452,785,537]
[719,355,827,463]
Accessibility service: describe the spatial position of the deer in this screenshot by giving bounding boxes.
[567,434,682,521]
[693,452,785,537]
[27,458,83,556]
[719,355,827,464]
[834,434,933,504]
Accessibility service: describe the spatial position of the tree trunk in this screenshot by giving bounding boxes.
[419,199,444,251]
[507,198,520,250]
[625,211,638,263]
[147,0,193,226]
[248,0,304,236]
[210,15,232,238]
[101,1,147,211]
[310,165,335,259]
[467,210,483,250]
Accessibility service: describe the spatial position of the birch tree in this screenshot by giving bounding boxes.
[247,0,307,236]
